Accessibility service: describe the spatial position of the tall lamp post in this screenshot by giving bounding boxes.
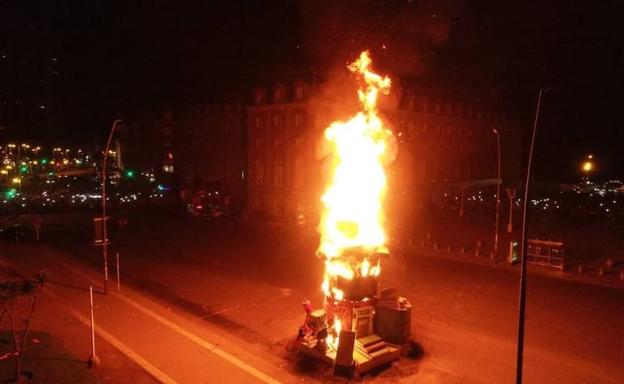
[492,128,501,259]
[100,119,123,294]
[515,88,546,384]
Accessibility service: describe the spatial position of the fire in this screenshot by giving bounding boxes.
[319,50,392,300]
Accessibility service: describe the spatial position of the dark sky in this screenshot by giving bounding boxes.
[2,0,623,179]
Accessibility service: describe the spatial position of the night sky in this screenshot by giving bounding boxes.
[2,0,623,180]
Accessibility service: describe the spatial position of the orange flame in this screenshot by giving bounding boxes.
[319,51,392,300]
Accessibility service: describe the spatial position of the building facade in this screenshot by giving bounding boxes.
[122,103,247,212]
[175,103,247,211]
[247,81,326,222]
[247,81,523,224]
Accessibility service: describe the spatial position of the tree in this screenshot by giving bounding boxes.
[0,272,45,383]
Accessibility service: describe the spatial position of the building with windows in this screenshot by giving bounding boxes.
[175,103,246,211]
[247,81,327,222]
[123,102,247,212]
[247,80,523,224]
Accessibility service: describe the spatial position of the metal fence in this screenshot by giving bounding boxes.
[527,239,565,271]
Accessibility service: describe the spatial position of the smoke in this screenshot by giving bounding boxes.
[299,0,463,132]
[298,0,461,77]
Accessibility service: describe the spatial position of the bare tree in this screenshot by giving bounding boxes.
[0,273,45,383]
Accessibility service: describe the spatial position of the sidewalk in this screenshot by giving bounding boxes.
[0,253,157,383]
[393,237,624,290]
[0,241,307,384]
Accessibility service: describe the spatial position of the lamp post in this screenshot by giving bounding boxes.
[580,154,594,183]
[100,119,123,294]
[516,88,546,384]
[492,128,501,259]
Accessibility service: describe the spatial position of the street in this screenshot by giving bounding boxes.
[1,211,622,383]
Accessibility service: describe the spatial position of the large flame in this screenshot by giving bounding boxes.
[319,51,392,300]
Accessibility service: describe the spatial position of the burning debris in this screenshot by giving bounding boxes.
[296,51,411,375]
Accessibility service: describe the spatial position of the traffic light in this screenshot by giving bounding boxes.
[19,165,28,174]
[124,169,135,178]
[4,188,17,199]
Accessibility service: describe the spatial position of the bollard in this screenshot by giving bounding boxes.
[577,265,583,275]
[619,270,624,281]
[87,286,100,367]
[433,242,438,251]
[447,245,453,253]
[598,267,604,277]
[460,246,466,255]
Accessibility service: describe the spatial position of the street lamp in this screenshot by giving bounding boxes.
[492,128,501,259]
[516,88,547,384]
[581,154,595,179]
[99,119,123,294]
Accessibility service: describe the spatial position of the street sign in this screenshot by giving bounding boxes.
[508,240,519,265]
[93,217,109,245]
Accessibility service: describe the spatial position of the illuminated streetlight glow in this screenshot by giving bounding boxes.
[582,161,593,173]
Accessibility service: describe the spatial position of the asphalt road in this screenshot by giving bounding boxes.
[12,211,624,383]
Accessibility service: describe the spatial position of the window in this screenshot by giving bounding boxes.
[273,114,282,127]
[163,165,174,173]
[295,113,303,127]
[255,159,264,186]
[294,156,304,189]
[274,156,284,187]
[295,85,304,100]
[274,89,283,102]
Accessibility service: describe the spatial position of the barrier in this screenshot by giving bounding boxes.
[527,239,565,271]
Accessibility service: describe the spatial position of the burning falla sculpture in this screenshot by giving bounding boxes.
[297,51,410,374]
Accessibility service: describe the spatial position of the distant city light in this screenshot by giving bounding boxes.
[4,188,17,199]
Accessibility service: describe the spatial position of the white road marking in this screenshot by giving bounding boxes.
[44,289,176,384]
[114,291,282,384]
[69,307,178,384]
[48,254,282,384]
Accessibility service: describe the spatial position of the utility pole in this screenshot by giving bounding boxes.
[515,88,545,384]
